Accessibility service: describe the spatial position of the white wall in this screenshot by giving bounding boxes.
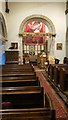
[0,2,2,12]
[6,2,66,63]
[0,2,6,18]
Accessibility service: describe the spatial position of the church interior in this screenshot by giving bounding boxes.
[0,1,68,120]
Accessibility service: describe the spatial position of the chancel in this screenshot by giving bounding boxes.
[0,1,68,120]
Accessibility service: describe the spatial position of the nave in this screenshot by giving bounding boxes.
[0,62,68,120]
[0,2,68,119]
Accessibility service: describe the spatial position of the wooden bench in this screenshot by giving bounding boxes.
[2,69,34,72]
[0,74,37,81]
[53,64,68,85]
[1,63,34,69]
[47,64,51,76]
[1,64,36,77]
[1,71,36,76]
[59,67,68,91]
[1,64,34,73]
[0,78,40,87]
[49,64,56,81]
[0,90,55,120]
[1,108,55,120]
[0,71,36,76]
[48,64,67,81]
[1,86,44,109]
[0,63,37,81]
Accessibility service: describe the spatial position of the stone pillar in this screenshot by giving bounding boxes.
[51,36,55,56]
[19,37,23,64]
[48,36,55,56]
[46,40,48,61]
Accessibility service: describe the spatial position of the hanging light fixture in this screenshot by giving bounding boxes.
[65,1,68,14]
[5,0,9,13]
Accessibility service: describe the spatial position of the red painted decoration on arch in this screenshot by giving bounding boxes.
[24,21,46,45]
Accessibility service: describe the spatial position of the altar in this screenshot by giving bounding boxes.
[29,55,37,65]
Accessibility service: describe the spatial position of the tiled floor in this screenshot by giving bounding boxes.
[34,66,68,120]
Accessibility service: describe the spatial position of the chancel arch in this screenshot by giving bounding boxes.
[19,14,56,64]
[0,12,7,64]
[0,12,7,41]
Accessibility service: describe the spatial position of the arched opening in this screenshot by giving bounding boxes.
[0,12,7,64]
[19,15,56,65]
[0,12,7,41]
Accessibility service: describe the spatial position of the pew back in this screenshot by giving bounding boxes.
[60,67,68,91]
[0,92,55,120]
[1,78,40,87]
[1,86,44,109]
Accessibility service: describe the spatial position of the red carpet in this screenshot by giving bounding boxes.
[34,66,68,120]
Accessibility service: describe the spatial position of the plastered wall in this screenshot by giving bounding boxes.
[3,2,66,63]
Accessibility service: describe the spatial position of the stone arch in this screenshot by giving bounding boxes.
[19,14,56,64]
[19,14,56,36]
[0,12,7,40]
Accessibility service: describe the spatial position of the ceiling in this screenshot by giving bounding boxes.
[2,0,66,2]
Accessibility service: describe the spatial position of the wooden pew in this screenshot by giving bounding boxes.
[49,64,56,81]
[1,66,35,74]
[1,64,35,76]
[2,64,34,70]
[0,90,55,120]
[0,74,36,81]
[53,64,68,85]
[1,108,55,120]
[59,67,68,92]
[0,63,56,119]
[2,69,33,72]
[1,71,36,76]
[1,64,34,74]
[1,63,34,69]
[48,64,67,81]
[0,78,40,87]
[0,63,37,82]
[47,64,51,76]
[1,86,44,109]
[0,71,36,76]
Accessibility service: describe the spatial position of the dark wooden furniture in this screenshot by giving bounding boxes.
[0,74,36,81]
[0,63,56,120]
[1,78,40,87]
[1,86,44,109]
[49,64,56,81]
[0,87,55,120]
[5,50,19,64]
[1,108,55,120]
[0,64,36,80]
[53,64,67,85]
[60,67,68,91]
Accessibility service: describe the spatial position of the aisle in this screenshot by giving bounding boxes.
[34,66,68,120]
